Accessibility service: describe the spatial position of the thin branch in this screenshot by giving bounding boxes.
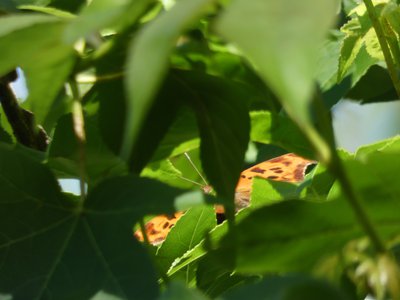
[69,79,87,202]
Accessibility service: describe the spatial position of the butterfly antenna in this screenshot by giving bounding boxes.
[175,174,205,187]
[184,152,209,186]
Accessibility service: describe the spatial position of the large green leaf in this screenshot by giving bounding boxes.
[0,14,55,36]
[122,0,214,159]
[0,15,75,127]
[0,145,170,299]
[216,0,338,128]
[177,71,250,202]
[150,107,199,163]
[156,206,216,276]
[336,136,400,205]
[250,111,312,158]
[94,75,200,173]
[223,196,399,274]
[221,275,351,300]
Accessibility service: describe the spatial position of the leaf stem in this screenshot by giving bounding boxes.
[362,0,400,98]
[68,79,87,202]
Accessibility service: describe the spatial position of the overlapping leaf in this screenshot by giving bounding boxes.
[0,15,75,127]
[0,144,191,299]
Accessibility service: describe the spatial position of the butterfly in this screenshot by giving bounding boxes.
[134,153,315,245]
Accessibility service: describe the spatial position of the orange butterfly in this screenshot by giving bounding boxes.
[135,153,315,245]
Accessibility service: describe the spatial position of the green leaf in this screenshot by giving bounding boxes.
[316,30,345,91]
[48,113,128,186]
[167,220,229,278]
[216,0,338,127]
[122,0,214,159]
[345,65,397,103]
[179,70,250,201]
[150,107,199,163]
[141,159,186,188]
[250,111,313,158]
[129,74,193,172]
[0,16,75,126]
[337,3,387,83]
[18,4,76,18]
[48,0,85,13]
[197,254,257,298]
[336,136,400,205]
[156,206,216,275]
[221,196,400,274]
[221,275,351,300]
[0,145,160,299]
[159,281,209,300]
[0,115,12,144]
[64,0,152,43]
[0,14,56,36]
[94,75,199,173]
[250,178,306,209]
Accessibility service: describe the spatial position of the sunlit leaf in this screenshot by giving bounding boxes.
[156,206,216,275]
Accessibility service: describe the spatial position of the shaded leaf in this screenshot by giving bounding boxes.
[345,65,397,103]
[221,196,399,274]
[159,281,209,300]
[122,0,214,159]
[150,107,199,163]
[176,70,250,202]
[0,145,160,299]
[221,275,351,300]
[197,254,258,298]
[48,113,128,186]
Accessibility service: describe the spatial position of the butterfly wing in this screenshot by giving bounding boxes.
[134,212,184,246]
[233,153,315,211]
[135,153,315,245]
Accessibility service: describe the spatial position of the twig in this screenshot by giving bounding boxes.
[69,79,87,201]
